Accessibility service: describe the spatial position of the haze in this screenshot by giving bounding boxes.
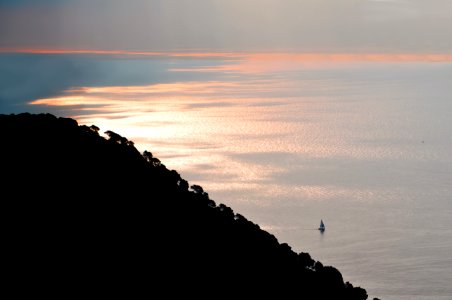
[1,0,451,53]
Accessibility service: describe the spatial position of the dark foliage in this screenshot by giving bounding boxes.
[1,113,368,299]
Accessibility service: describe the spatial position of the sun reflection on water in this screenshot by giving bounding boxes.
[29,56,452,211]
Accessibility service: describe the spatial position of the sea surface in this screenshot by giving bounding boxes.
[1,52,452,299]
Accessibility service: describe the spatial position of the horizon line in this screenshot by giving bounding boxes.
[1,47,452,62]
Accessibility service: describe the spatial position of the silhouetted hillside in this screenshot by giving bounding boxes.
[1,113,369,299]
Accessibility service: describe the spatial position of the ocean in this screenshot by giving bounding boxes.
[1,53,451,299]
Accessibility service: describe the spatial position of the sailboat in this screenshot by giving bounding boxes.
[319,219,325,232]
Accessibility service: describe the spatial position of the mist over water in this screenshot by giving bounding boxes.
[1,53,452,299]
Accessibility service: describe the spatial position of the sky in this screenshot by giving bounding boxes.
[1,0,451,53]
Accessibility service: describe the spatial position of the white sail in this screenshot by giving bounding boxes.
[319,220,325,231]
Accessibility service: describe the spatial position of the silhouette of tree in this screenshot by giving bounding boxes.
[191,184,204,194]
[105,130,131,145]
[142,150,161,166]
[298,252,315,268]
[218,203,234,219]
[105,130,123,143]
[178,179,189,191]
[90,125,100,134]
[143,150,153,162]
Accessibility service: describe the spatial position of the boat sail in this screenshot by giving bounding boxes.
[319,220,325,232]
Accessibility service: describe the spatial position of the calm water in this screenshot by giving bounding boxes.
[1,53,452,299]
